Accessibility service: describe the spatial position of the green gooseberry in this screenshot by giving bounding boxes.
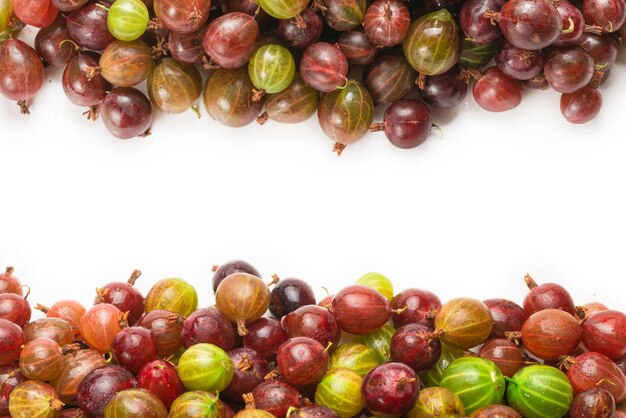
[256,0,308,19]
[459,39,497,69]
[356,273,394,301]
[440,357,505,414]
[178,344,234,392]
[0,0,23,43]
[328,343,382,377]
[407,387,466,418]
[402,9,461,76]
[506,365,573,418]
[106,0,149,41]
[421,342,466,387]
[315,368,365,418]
[169,391,228,418]
[248,44,295,98]
[144,278,198,317]
[357,323,395,363]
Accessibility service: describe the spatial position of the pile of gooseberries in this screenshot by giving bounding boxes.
[2,262,626,418]
[0,0,623,154]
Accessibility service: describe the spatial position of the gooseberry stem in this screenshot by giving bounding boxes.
[128,269,142,286]
[562,17,575,34]
[524,273,538,289]
[256,112,269,125]
[95,2,110,11]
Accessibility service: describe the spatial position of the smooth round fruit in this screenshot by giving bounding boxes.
[507,365,573,418]
[269,278,316,318]
[521,308,582,360]
[470,405,520,418]
[495,0,562,50]
[363,53,417,105]
[138,309,183,357]
[554,0,585,45]
[243,317,287,360]
[471,66,523,112]
[250,380,304,418]
[282,305,341,348]
[169,28,205,64]
[337,28,377,66]
[478,338,523,377]
[357,323,395,363]
[260,76,319,125]
[483,298,527,339]
[153,0,211,33]
[108,0,149,41]
[329,343,381,377]
[318,80,374,149]
[67,4,114,51]
[0,267,22,295]
[222,348,269,402]
[583,0,626,32]
[0,292,30,327]
[459,39,497,68]
[435,298,493,349]
[76,365,136,418]
[147,58,202,114]
[0,364,25,415]
[523,275,576,317]
[0,39,45,113]
[581,310,626,359]
[145,278,198,317]
[300,42,349,92]
[37,300,85,336]
[203,67,265,127]
[544,46,594,93]
[421,342,466,387]
[403,9,461,75]
[112,326,159,373]
[276,337,329,387]
[79,303,124,353]
[8,381,63,418]
[407,387,465,418]
[356,273,393,301]
[495,40,543,80]
[137,360,184,409]
[12,0,57,27]
[363,0,411,47]
[34,16,77,67]
[289,405,339,418]
[278,9,324,49]
[460,0,506,43]
[215,273,271,336]
[560,87,602,124]
[212,260,261,294]
[95,269,144,325]
[98,39,153,87]
[315,368,365,418]
[101,87,153,139]
[440,357,505,414]
[332,285,391,335]
[565,351,626,403]
[104,388,168,418]
[391,323,442,373]
[569,387,615,418]
[178,343,234,391]
[362,362,419,418]
[23,318,74,346]
[577,33,618,70]
[53,349,107,405]
[235,409,276,418]
[257,0,308,19]
[418,67,468,109]
[180,307,236,350]
[373,99,433,149]
[321,0,367,31]
[391,288,441,329]
[19,337,64,381]
[169,390,231,418]
[203,12,259,69]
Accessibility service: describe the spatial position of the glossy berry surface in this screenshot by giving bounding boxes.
[363,53,417,105]
[251,379,304,418]
[223,347,269,401]
[363,0,411,47]
[362,362,419,418]
[95,269,144,325]
[111,326,159,373]
[332,285,391,335]
[483,298,527,339]
[0,319,24,366]
[270,277,316,318]
[180,307,236,350]
[76,365,136,418]
[391,323,442,372]
[495,0,562,50]
[471,66,523,112]
[137,360,185,409]
[391,288,441,329]
[581,310,626,359]
[204,13,260,69]
[521,308,582,360]
[478,338,523,377]
[101,87,153,139]
[565,351,626,403]
[276,336,329,387]
[523,275,576,316]
[544,46,594,93]
[372,99,433,149]
[244,317,288,360]
[300,42,349,92]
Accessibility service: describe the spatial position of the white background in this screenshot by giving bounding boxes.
[1,26,625,315]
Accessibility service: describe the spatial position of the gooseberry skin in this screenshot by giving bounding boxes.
[583,0,626,32]
[544,46,594,93]
[577,33,618,70]
[553,0,585,45]
[0,293,30,327]
[95,270,144,326]
[23,318,73,346]
[261,76,319,124]
[104,388,168,418]
[99,39,153,88]
[19,337,64,381]
[101,87,153,139]
[331,285,391,335]
[76,365,136,418]
[256,0,308,19]
[329,343,381,377]
[222,348,269,402]
[178,343,235,392]
[79,304,124,353]
[362,363,419,418]
[290,405,339,418]
[53,349,108,405]
[407,387,466,418]
[51,0,87,13]
[153,0,211,33]
[566,352,626,403]
[248,44,296,95]
[418,67,467,109]
[136,360,184,409]
[495,40,543,80]
[357,323,395,363]
[569,387,615,418]
[138,309,184,357]
[317,79,374,147]
[12,0,58,28]
[337,29,378,67]
[180,307,235,350]
[483,298,527,339]
[111,326,159,374]
[67,4,115,51]
[478,338,523,377]
[34,16,77,67]
[523,275,576,316]
[521,308,582,360]
[440,357,505,414]
[435,298,493,350]
[251,380,304,418]
[63,51,110,111]
[8,380,63,418]
[278,9,324,49]
[374,99,432,149]
[581,310,626,359]
[169,390,232,418]
[460,0,506,44]
[269,278,316,318]
[459,39,497,68]
[276,337,329,387]
[0,364,25,415]
[470,405,520,418]
[38,300,86,337]
[402,9,461,75]
[472,66,523,112]
[216,273,271,336]
[169,28,205,64]
[315,368,365,418]
[244,317,288,360]
[421,342,466,388]
[300,42,349,92]
[145,278,198,317]
[108,0,149,41]
[391,288,441,329]
[212,261,262,294]
[0,267,22,295]
[495,0,563,50]
[363,0,411,47]
[364,54,417,105]
[507,365,574,418]
[203,67,265,127]
[321,0,367,30]
[0,39,45,112]
[391,323,442,373]
[204,13,260,69]
[148,58,202,114]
